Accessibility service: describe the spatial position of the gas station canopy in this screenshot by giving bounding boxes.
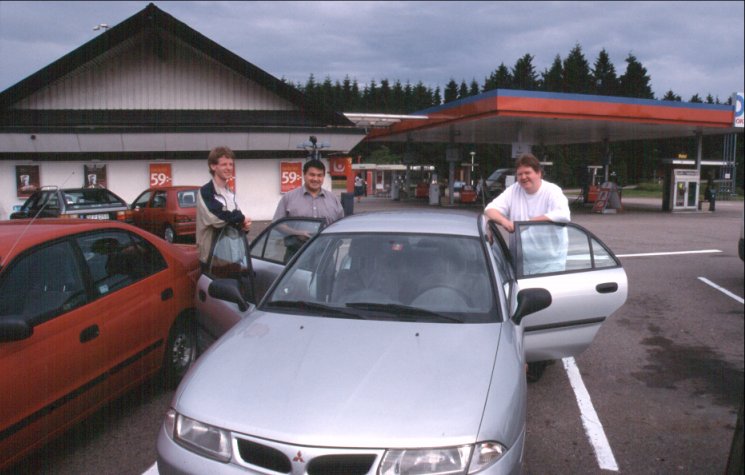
[364,89,739,145]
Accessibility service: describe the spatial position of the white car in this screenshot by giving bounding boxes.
[159,209,628,474]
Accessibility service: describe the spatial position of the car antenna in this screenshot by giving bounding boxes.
[1,172,75,269]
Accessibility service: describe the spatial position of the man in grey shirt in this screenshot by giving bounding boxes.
[273,159,344,225]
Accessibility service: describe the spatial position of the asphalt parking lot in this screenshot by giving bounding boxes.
[5,193,743,475]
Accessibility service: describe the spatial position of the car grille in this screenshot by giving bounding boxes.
[234,435,379,475]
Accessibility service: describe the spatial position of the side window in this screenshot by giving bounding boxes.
[133,191,152,208]
[516,223,620,277]
[0,240,87,324]
[152,191,167,209]
[210,226,250,279]
[250,220,323,265]
[76,230,167,296]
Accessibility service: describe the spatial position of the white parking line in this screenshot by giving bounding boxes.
[698,277,745,304]
[563,357,619,472]
[616,249,722,258]
[143,463,158,475]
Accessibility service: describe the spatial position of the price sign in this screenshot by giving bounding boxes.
[149,163,172,187]
[280,161,303,193]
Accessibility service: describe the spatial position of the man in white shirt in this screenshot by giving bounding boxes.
[484,153,570,231]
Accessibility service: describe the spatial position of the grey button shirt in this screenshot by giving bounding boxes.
[273,185,344,224]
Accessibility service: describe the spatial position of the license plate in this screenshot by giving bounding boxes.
[85,213,110,220]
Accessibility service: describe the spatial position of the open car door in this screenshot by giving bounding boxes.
[195,218,325,351]
[510,221,628,362]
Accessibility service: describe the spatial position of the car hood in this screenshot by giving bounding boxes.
[176,311,503,448]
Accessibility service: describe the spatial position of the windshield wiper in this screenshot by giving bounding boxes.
[264,300,366,319]
[345,302,463,323]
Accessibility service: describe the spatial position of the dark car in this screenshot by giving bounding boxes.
[130,186,199,242]
[0,219,199,471]
[484,168,516,199]
[10,187,132,222]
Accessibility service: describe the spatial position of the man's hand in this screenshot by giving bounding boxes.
[242,217,252,232]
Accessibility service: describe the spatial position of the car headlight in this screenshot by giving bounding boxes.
[378,442,506,475]
[164,409,232,462]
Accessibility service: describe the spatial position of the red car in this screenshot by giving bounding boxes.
[0,219,199,470]
[130,186,199,242]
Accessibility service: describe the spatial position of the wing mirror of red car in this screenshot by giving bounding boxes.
[208,279,249,312]
[0,317,33,342]
[513,288,552,325]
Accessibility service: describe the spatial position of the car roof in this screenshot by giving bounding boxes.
[148,186,200,191]
[323,210,482,237]
[0,219,131,264]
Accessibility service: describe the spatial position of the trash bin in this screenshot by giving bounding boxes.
[341,192,354,216]
[429,183,440,205]
[391,181,400,201]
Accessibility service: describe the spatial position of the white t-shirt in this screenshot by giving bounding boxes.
[485,179,570,223]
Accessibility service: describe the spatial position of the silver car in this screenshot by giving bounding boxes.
[158,210,627,474]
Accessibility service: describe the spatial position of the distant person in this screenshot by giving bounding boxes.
[196,146,251,271]
[273,159,344,260]
[354,174,365,203]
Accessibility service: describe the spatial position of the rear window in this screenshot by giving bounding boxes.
[64,190,126,209]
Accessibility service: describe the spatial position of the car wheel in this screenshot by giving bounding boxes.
[164,225,175,243]
[162,316,196,388]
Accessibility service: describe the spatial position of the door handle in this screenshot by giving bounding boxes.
[596,282,618,294]
[161,288,174,301]
[80,324,99,343]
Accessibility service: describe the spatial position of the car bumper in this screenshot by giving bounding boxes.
[157,421,525,475]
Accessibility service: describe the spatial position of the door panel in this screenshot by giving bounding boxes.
[510,222,628,362]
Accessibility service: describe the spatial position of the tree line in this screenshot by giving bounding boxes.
[290,43,741,191]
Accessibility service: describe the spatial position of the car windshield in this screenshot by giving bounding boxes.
[263,233,498,323]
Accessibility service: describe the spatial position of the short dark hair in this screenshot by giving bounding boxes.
[514,153,541,174]
[207,146,235,175]
[303,159,325,174]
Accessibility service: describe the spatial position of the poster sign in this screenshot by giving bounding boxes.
[83,164,107,189]
[149,163,173,187]
[734,92,744,128]
[280,161,303,193]
[16,165,40,197]
[328,157,351,176]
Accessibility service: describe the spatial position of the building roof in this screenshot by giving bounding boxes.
[0,3,363,158]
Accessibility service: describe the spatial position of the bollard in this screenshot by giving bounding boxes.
[709,192,716,212]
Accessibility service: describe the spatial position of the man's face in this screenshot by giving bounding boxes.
[516,165,542,194]
[303,166,325,193]
[211,156,234,183]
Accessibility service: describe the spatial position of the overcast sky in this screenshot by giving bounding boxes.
[0,1,743,102]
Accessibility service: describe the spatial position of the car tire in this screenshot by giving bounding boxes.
[164,225,175,243]
[162,316,196,388]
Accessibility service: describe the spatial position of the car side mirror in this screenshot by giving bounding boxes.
[208,279,249,312]
[0,317,33,342]
[513,288,552,325]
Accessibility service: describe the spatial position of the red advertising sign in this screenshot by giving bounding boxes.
[328,157,351,176]
[280,161,303,193]
[149,163,172,187]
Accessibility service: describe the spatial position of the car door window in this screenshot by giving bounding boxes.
[76,231,167,296]
[132,191,152,208]
[0,241,87,324]
[152,191,167,209]
[514,222,621,278]
[250,219,324,265]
